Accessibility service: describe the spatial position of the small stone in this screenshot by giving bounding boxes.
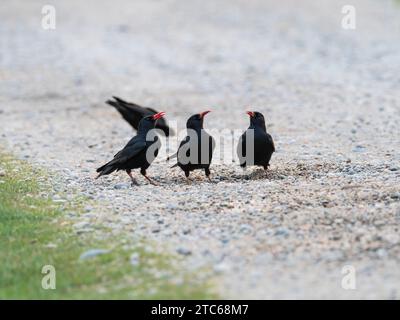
[383,233,399,245]
[322,201,334,208]
[79,249,110,260]
[76,228,94,235]
[274,227,290,237]
[358,190,370,201]
[176,247,191,256]
[213,263,230,274]
[220,237,229,244]
[376,248,387,258]
[73,221,90,229]
[130,253,140,266]
[373,219,385,227]
[391,192,400,200]
[114,183,129,190]
[0,169,5,177]
[352,145,366,153]
[166,204,179,210]
[53,197,67,203]
[346,168,355,175]
[239,224,253,234]
[44,243,58,248]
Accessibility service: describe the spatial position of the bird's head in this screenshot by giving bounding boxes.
[186,111,211,129]
[138,111,165,132]
[246,111,267,131]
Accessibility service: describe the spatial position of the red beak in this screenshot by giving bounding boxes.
[152,111,165,120]
[200,110,211,118]
[246,111,255,118]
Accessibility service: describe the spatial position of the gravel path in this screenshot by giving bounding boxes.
[1,0,400,299]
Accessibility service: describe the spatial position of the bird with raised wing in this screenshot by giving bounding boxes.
[106,96,174,136]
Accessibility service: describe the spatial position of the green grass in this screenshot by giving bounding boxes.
[0,152,215,299]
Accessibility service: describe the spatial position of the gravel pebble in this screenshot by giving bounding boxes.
[130,253,140,266]
[176,247,192,256]
[79,249,110,260]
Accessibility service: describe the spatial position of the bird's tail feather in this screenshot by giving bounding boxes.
[96,163,107,173]
[106,99,121,109]
[107,97,142,113]
[96,162,117,178]
[112,96,128,104]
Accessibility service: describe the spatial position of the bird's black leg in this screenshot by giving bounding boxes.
[140,168,158,186]
[184,171,192,183]
[127,170,138,186]
[263,164,270,178]
[205,167,212,182]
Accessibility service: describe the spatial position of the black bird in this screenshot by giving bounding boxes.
[96,112,165,186]
[168,111,215,181]
[106,96,174,136]
[237,111,275,170]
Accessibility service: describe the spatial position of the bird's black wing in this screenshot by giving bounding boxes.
[204,131,216,164]
[107,97,173,136]
[144,106,158,114]
[113,138,146,161]
[168,135,190,166]
[266,133,275,152]
[209,133,216,153]
[96,139,147,176]
[112,99,173,136]
[236,131,247,166]
[113,97,150,114]
[106,97,150,130]
[112,135,140,157]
